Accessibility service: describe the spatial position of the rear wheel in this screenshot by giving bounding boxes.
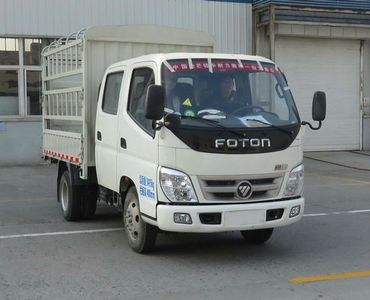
[240,228,274,244]
[58,170,82,221]
[123,187,157,253]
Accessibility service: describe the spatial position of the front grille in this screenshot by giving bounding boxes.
[198,173,284,202]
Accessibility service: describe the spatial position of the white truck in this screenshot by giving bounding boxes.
[42,25,326,253]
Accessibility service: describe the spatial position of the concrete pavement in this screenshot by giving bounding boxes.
[0,153,370,299]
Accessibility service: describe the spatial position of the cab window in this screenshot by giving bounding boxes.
[101,72,123,115]
[128,68,155,134]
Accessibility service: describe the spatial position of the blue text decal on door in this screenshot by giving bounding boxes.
[139,175,155,199]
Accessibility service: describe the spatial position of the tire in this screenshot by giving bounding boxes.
[240,228,274,244]
[123,187,157,253]
[58,170,82,221]
[81,186,98,220]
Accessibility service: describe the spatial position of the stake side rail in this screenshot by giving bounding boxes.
[42,38,87,179]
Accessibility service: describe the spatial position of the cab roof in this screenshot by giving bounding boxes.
[108,53,276,69]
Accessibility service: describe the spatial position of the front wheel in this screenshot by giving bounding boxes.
[123,187,157,253]
[240,228,273,244]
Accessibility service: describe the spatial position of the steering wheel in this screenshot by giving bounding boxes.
[231,105,265,115]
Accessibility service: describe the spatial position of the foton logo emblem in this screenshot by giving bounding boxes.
[236,181,253,199]
[215,138,271,149]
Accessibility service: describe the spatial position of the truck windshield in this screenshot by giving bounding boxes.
[161,59,299,129]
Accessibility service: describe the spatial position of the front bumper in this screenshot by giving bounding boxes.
[156,197,304,233]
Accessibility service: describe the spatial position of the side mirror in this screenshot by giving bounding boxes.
[312,91,326,121]
[302,91,326,130]
[145,84,165,120]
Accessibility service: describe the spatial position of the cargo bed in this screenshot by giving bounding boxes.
[41,25,214,178]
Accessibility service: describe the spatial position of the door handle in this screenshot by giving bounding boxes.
[120,137,127,149]
[97,131,102,141]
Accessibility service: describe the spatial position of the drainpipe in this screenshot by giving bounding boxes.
[269,5,275,61]
[253,11,260,55]
[360,40,364,150]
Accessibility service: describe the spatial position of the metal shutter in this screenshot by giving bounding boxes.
[276,37,361,151]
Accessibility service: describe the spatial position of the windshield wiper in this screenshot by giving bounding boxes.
[244,118,294,136]
[181,115,245,138]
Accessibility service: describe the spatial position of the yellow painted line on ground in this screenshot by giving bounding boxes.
[305,172,370,185]
[289,270,370,284]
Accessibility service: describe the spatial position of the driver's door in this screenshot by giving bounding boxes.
[117,63,159,218]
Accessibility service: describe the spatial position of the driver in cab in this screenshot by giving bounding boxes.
[203,75,244,114]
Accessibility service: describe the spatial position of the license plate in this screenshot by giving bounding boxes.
[224,210,265,226]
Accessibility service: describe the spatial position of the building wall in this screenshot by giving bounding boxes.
[0,0,252,54]
[275,23,370,40]
[0,121,42,165]
[0,0,253,165]
[253,0,370,10]
[255,24,270,58]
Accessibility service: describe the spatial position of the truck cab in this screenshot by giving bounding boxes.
[94,53,326,252]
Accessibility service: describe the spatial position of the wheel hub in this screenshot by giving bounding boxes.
[125,200,141,241]
[60,178,69,212]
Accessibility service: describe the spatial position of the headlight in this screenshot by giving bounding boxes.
[284,164,304,197]
[159,167,198,203]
